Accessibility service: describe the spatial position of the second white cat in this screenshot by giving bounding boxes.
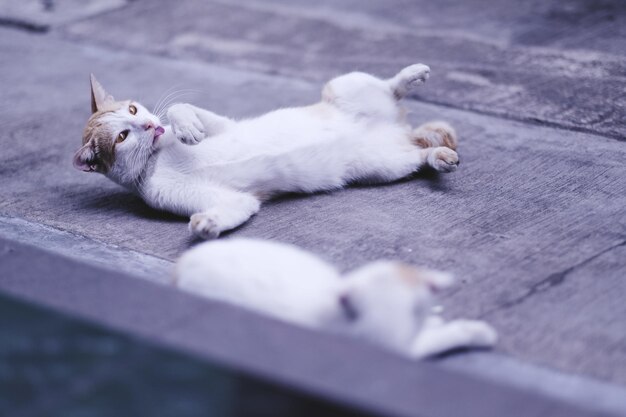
[176,238,497,359]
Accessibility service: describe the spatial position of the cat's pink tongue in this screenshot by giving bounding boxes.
[155,126,165,137]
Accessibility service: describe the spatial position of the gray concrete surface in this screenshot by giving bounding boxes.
[0,0,625,413]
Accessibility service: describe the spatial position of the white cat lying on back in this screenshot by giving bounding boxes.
[75,65,460,239]
[177,239,497,358]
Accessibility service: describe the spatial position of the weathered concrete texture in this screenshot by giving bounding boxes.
[0,216,173,283]
[59,0,626,139]
[1,27,625,386]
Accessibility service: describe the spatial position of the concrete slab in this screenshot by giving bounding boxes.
[1,26,625,386]
[0,215,172,283]
[59,0,626,139]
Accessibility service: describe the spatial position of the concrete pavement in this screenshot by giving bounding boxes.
[0,1,625,415]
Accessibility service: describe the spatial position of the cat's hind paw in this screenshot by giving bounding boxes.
[168,103,206,145]
[429,147,459,173]
[189,213,220,240]
[400,64,430,87]
[391,64,430,98]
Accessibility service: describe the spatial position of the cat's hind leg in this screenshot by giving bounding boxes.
[408,121,459,172]
[412,121,458,151]
[321,71,399,121]
[410,318,497,359]
[387,64,431,100]
[321,64,430,122]
[355,143,459,183]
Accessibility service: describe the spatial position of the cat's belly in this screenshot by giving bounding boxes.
[201,105,351,160]
[152,105,408,194]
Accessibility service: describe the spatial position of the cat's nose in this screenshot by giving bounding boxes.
[143,122,155,131]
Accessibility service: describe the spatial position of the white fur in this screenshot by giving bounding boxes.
[176,238,497,358]
[97,64,460,239]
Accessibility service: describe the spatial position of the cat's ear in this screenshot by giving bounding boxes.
[73,143,99,172]
[90,73,114,113]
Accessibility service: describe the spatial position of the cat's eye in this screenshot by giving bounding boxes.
[116,130,129,144]
[129,104,137,115]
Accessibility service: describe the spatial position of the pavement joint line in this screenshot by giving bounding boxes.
[0,215,174,285]
[0,17,48,33]
[1,214,626,415]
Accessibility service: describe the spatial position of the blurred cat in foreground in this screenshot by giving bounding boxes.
[177,239,497,359]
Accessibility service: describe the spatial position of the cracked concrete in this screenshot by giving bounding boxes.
[481,240,626,317]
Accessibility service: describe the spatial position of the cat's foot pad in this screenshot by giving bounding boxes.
[168,104,206,145]
[430,147,459,173]
[400,64,431,87]
[189,213,220,239]
[392,64,430,98]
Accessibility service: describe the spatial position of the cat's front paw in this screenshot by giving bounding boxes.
[167,104,206,145]
[189,213,220,239]
[430,147,459,173]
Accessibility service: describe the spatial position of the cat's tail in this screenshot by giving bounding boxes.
[411,121,458,150]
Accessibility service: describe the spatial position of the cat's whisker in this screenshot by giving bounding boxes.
[152,84,183,115]
[153,89,199,118]
[157,92,200,123]
[156,91,199,119]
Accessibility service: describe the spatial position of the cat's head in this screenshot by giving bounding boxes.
[338,262,453,346]
[73,74,164,184]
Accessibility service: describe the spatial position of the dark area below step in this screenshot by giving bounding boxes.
[0,292,374,417]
